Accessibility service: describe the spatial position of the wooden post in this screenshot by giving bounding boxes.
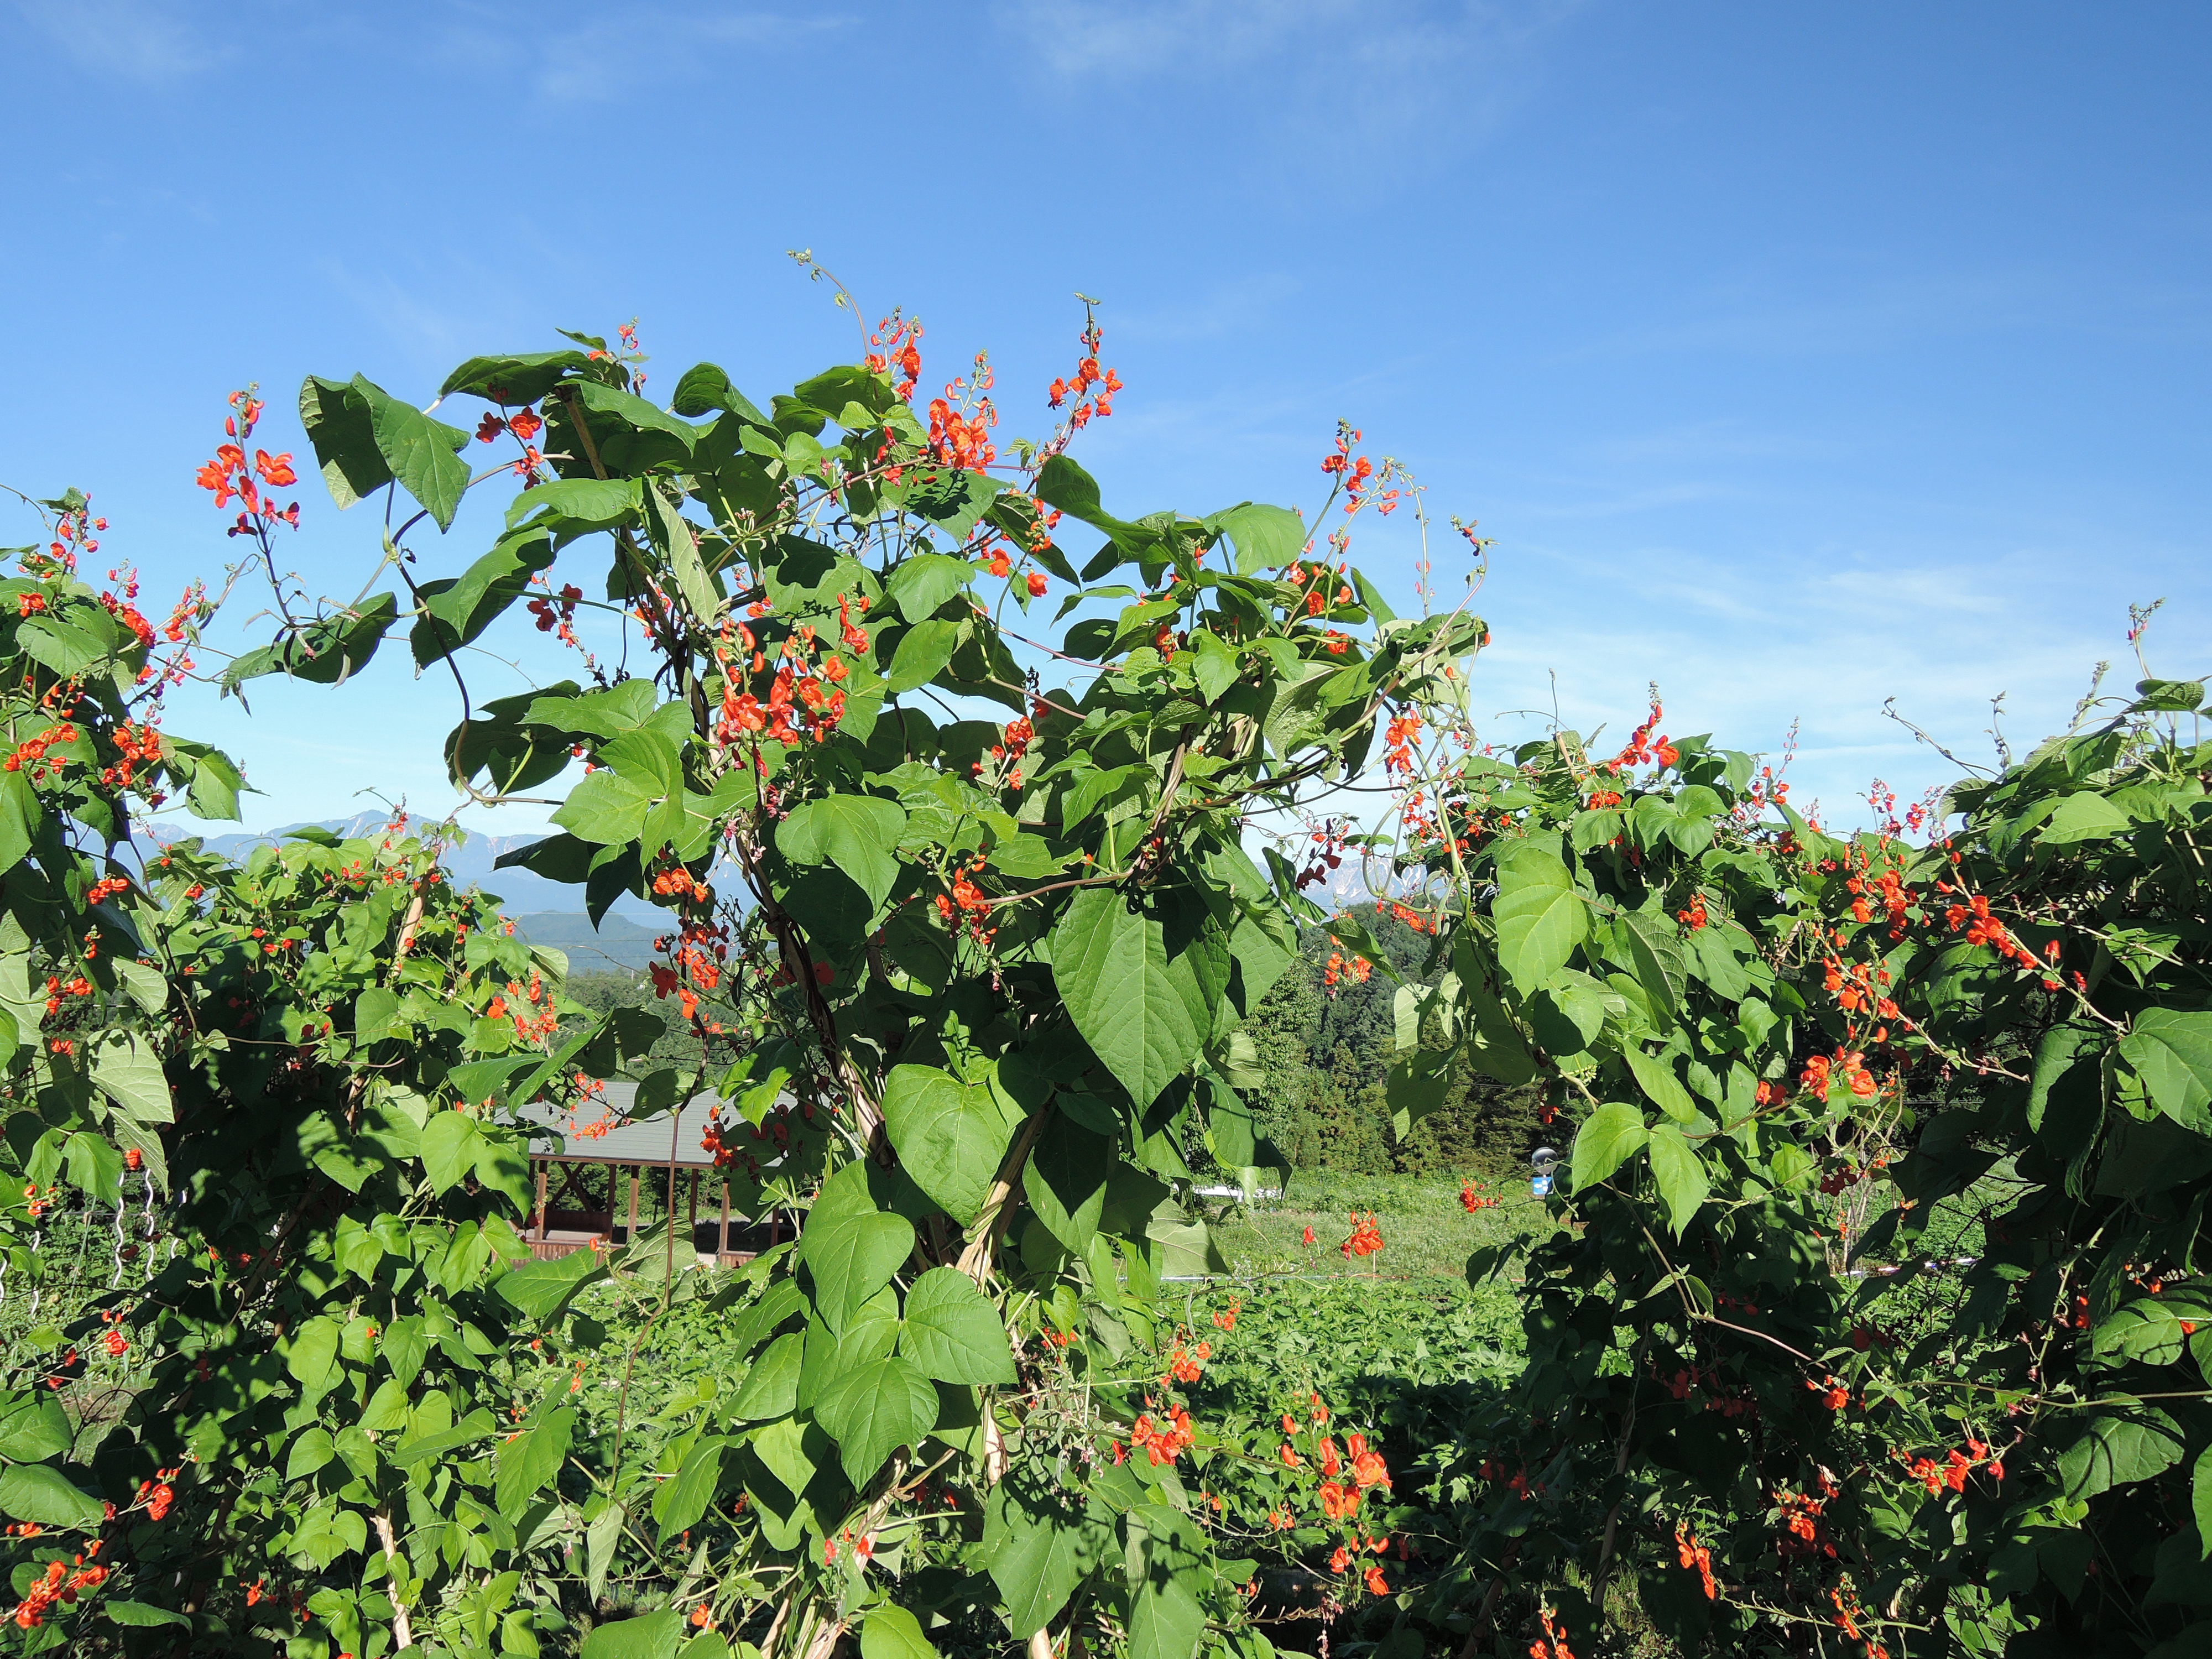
[533,1162,548,1241]
[627,1167,640,1244]
[718,1178,731,1263]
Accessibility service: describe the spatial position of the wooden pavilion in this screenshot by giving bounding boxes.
[517,1081,788,1267]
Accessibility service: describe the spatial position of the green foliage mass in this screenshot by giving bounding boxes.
[1227,914,1550,1181]
[0,310,2207,1659]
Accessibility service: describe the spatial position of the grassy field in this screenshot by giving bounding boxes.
[1205,1166,1542,1281]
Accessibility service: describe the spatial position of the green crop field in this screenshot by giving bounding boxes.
[1207,1170,1540,1283]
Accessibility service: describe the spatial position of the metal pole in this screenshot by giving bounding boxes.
[666,1110,681,1280]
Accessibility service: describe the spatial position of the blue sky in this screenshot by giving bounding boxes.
[3,0,2206,838]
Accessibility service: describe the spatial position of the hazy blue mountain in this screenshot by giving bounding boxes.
[507,912,663,974]
[154,814,662,925]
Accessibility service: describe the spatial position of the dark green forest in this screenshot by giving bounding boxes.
[564,904,1549,1180]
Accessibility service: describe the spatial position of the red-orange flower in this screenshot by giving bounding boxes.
[1348,1432,1390,1488]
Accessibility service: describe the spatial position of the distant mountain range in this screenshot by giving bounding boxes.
[151,815,666,972]
[507,911,663,974]
[163,812,653,917]
[147,815,1381,977]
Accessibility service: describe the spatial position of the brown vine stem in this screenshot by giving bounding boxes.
[759,1594,793,1657]
[371,1512,413,1651]
[1590,1336,1647,1626]
[959,1103,1049,1649]
[1694,1313,1821,1368]
[608,1109,686,1499]
[976,870,1126,912]
[1633,1220,1707,1332]
[957,1108,1050,1287]
[726,817,889,1156]
[761,894,888,1157]
[799,1612,845,1659]
[393,888,427,960]
[1449,1538,1521,1659]
[555,385,691,673]
[933,1108,1058,1642]
[1139,743,1191,854]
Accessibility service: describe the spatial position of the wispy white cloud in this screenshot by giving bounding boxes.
[535,9,849,102]
[1115,273,1303,345]
[1563,258,2212,365]
[998,0,1358,77]
[996,0,1584,169]
[1002,0,1574,79]
[13,0,228,81]
[1459,530,2131,825]
[1508,480,1738,520]
[1578,419,1839,468]
[317,264,481,367]
[419,2,849,105]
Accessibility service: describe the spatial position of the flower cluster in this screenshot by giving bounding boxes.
[1286,559,1354,622]
[1604,698,1678,774]
[1320,949,1371,993]
[1843,855,1915,940]
[1161,1338,1211,1386]
[926,352,997,472]
[98,723,161,792]
[1385,900,1432,936]
[1294,822,1347,891]
[487,971,561,1041]
[1321,1429,1390,1491]
[1775,1480,1838,1559]
[11,1551,108,1629]
[1529,1608,1578,1659]
[1829,1584,1890,1659]
[1340,1211,1384,1259]
[193,390,301,536]
[1045,308,1120,431]
[1897,1437,2001,1494]
[822,1528,875,1566]
[6,722,79,782]
[135,1471,178,1520]
[1804,1373,1852,1411]
[1801,1046,1880,1100]
[968,712,1036,792]
[1674,1525,1718,1597]
[714,596,854,748]
[1128,1404,1195,1466]
[865,315,924,403]
[932,851,999,945]
[476,404,547,482]
[1324,1537,1391,1597]
[1320,423,1374,514]
[526,578,586,651]
[699,1109,742,1170]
